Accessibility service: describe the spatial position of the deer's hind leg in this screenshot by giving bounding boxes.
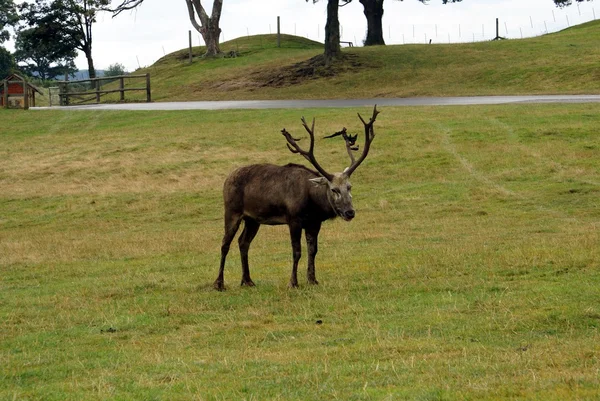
[214,210,243,291]
[239,217,260,287]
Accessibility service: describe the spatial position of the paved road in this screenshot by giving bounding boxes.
[34,95,600,111]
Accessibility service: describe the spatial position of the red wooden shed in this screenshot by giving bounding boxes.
[1,73,43,109]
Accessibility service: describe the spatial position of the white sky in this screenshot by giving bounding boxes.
[6,0,599,71]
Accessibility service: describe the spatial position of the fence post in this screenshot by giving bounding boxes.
[146,73,151,102]
[22,78,29,110]
[277,16,281,47]
[65,82,70,106]
[496,18,499,38]
[2,80,7,109]
[189,30,193,63]
[119,77,125,102]
[95,79,101,103]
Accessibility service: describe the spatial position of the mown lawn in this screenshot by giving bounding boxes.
[1,104,599,400]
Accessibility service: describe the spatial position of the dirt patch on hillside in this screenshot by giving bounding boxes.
[204,53,368,93]
[255,53,365,88]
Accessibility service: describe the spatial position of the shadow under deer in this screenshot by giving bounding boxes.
[214,106,380,290]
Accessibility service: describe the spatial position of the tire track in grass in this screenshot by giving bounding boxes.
[433,122,595,228]
[434,123,518,198]
[489,117,600,188]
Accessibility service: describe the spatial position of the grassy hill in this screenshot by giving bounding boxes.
[136,21,600,102]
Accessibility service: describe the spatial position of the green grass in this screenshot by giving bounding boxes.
[126,21,600,102]
[1,103,599,399]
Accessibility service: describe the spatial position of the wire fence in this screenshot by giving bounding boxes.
[215,4,597,47]
[385,6,598,45]
[135,3,598,70]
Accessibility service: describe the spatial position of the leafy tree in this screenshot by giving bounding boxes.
[109,0,224,57]
[0,0,18,44]
[0,46,16,77]
[554,0,593,6]
[14,25,77,80]
[104,62,127,77]
[19,0,109,79]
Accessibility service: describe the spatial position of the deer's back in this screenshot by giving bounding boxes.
[223,163,331,224]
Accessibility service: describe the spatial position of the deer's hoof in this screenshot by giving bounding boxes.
[240,279,255,287]
[308,279,319,285]
[213,281,226,291]
[288,282,299,289]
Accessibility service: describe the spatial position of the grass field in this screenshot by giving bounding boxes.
[1,103,599,399]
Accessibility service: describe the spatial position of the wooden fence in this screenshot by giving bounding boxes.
[56,73,151,106]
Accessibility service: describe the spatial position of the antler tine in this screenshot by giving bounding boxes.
[300,117,317,151]
[344,105,380,177]
[281,121,334,181]
[341,128,356,165]
[323,127,358,166]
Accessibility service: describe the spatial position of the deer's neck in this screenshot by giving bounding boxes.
[310,184,338,221]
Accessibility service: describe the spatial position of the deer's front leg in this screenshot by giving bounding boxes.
[305,223,321,285]
[288,222,302,288]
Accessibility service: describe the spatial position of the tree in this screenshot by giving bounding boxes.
[19,0,108,79]
[350,0,462,47]
[14,25,77,80]
[0,0,18,44]
[324,0,342,63]
[109,0,224,57]
[0,46,16,77]
[306,0,351,65]
[104,62,126,77]
[554,0,593,6]
[361,0,386,46]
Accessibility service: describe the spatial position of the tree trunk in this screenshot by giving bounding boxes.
[186,0,223,57]
[324,0,341,65]
[200,21,221,56]
[360,0,385,46]
[85,47,96,79]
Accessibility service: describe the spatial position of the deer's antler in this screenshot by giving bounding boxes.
[324,127,359,165]
[344,105,380,177]
[281,117,334,181]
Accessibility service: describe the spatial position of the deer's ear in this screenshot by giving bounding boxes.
[309,177,329,187]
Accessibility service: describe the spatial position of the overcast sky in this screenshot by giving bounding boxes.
[7,0,599,71]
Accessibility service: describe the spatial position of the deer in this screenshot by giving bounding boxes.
[213,105,380,291]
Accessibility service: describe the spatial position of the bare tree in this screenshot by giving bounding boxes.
[109,0,223,57]
[214,106,381,291]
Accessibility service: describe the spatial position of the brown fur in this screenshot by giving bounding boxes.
[214,163,350,290]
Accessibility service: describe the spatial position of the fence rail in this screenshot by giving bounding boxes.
[56,73,151,106]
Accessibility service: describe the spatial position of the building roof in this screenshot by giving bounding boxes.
[1,73,44,95]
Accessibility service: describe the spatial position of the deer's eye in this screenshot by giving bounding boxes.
[332,188,341,197]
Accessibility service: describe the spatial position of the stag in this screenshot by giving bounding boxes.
[214,106,380,290]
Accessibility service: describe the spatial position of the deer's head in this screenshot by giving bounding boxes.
[281,105,380,221]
